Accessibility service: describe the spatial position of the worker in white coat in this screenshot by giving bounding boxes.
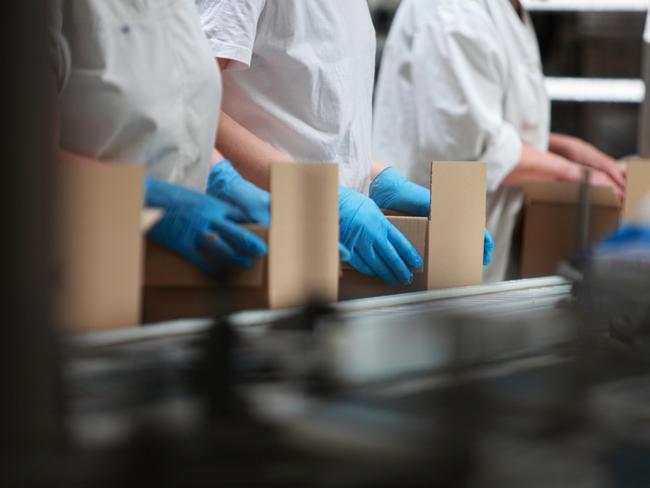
[195,0,494,287]
[373,0,626,282]
[50,0,268,275]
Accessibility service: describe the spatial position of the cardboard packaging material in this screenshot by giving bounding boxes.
[143,163,339,322]
[142,226,268,323]
[520,160,650,278]
[623,160,650,223]
[340,162,487,300]
[520,182,620,278]
[55,159,145,332]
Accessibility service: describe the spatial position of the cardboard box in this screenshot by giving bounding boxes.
[623,160,650,223]
[521,160,650,278]
[142,163,340,322]
[340,162,487,300]
[143,226,269,322]
[55,158,145,331]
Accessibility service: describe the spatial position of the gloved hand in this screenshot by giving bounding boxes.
[145,177,267,275]
[339,185,423,287]
[369,166,431,216]
[371,166,495,267]
[207,160,352,261]
[206,160,270,226]
[483,229,495,266]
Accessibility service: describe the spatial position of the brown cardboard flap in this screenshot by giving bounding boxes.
[144,225,267,288]
[387,217,428,266]
[341,216,427,274]
[268,163,339,308]
[55,159,145,331]
[623,160,650,222]
[427,162,486,289]
[522,181,620,208]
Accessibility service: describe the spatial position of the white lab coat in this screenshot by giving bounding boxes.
[195,0,376,192]
[52,0,222,191]
[373,0,550,282]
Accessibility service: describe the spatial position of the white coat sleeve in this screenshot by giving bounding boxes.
[412,7,522,192]
[194,0,266,69]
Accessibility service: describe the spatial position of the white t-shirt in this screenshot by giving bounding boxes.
[373,0,550,282]
[195,0,376,192]
[53,0,222,190]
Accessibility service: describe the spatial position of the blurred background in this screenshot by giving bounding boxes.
[369,0,648,158]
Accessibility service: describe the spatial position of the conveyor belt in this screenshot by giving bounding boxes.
[69,276,572,352]
[59,273,650,488]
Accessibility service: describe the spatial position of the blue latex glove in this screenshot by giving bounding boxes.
[339,185,423,287]
[483,229,495,266]
[145,177,267,275]
[207,160,351,262]
[595,224,650,255]
[369,166,430,216]
[206,160,270,226]
[371,166,495,267]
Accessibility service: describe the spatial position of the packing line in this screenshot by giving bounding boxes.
[69,276,571,353]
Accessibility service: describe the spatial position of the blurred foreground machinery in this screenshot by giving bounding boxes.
[3,272,649,487]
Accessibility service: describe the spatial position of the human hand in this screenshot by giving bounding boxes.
[369,166,430,216]
[206,160,270,226]
[146,177,268,275]
[339,185,422,286]
[590,169,625,204]
[551,135,626,194]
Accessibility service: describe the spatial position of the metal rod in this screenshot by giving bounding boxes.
[578,169,592,254]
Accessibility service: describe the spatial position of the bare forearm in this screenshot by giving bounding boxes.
[502,143,581,187]
[216,111,291,190]
[548,133,580,161]
[503,143,624,202]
